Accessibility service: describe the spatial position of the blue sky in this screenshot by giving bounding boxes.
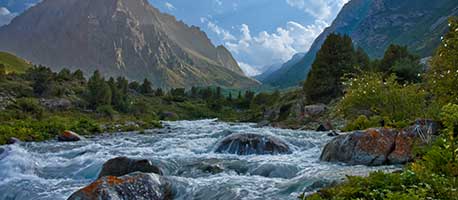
[0,0,349,76]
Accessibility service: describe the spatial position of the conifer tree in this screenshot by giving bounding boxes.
[87,70,111,108]
[303,33,356,103]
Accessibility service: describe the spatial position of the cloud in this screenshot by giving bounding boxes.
[164,2,176,10]
[286,0,349,21]
[201,17,236,41]
[0,7,16,26]
[238,62,261,77]
[225,20,327,69]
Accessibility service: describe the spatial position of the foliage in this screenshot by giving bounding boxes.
[304,104,458,200]
[86,70,112,109]
[428,17,458,105]
[303,33,357,104]
[337,72,428,126]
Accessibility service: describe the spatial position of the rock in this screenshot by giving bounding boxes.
[98,157,162,178]
[40,98,72,111]
[159,112,178,120]
[67,173,172,200]
[57,131,84,142]
[256,120,270,128]
[214,133,291,155]
[316,122,333,132]
[320,128,398,166]
[387,131,417,164]
[0,148,4,155]
[6,137,21,144]
[304,104,327,117]
[327,131,339,137]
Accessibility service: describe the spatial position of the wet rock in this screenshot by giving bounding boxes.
[57,131,84,142]
[256,120,270,128]
[320,128,398,166]
[214,133,291,155]
[68,173,172,200]
[327,131,339,137]
[6,137,21,144]
[250,163,299,178]
[0,147,4,155]
[98,157,162,178]
[316,122,333,132]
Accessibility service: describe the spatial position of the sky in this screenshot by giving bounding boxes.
[0,0,349,76]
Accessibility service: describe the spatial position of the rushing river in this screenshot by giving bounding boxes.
[0,119,400,200]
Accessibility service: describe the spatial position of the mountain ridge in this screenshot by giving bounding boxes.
[264,0,458,88]
[0,0,258,88]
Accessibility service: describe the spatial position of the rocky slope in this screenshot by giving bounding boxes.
[0,0,258,89]
[264,0,458,88]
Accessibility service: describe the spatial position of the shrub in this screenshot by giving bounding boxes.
[337,72,428,125]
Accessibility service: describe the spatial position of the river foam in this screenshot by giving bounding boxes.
[0,119,400,200]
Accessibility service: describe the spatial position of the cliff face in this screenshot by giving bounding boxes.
[264,0,458,88]
[0,0,258,88]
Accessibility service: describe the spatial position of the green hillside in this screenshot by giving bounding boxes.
[0,51,31,73]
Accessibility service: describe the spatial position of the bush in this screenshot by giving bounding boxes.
[337,72,428,125]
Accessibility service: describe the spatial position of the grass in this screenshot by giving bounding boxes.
[0,51,32,74]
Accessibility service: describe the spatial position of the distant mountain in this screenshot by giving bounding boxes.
[253,63,282,82]
[258,52,305,86]
[264,0,458,88]
[0,0,259,89]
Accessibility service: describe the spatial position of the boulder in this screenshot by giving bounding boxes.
[159,112,178,120]
[67,173,172,200]
[58,131,84,142]
[304,104,327,117]
[214,133,291,155]
[6,137,21,144]
[316,122,333,132]
[40,98,72,111]
[320,128,398,166]
[98,157,162,178]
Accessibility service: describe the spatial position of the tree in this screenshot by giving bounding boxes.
[216,87,222,99]
[155,88,164,97]
[86,70,111,109]
[227,92,232,101]
[377,44,423,83]
[355,47,370,70]
[303,33,356,103]
[72,69,86,83]
[428,17,458,105]
[26,65,55,97]
[57,68,72,81]
[140,78,153,95]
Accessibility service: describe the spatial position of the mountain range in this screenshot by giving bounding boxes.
[263,0,458,88]
[0,0,259,89]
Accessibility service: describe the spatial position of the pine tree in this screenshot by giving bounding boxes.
[303,33,356,103]
[87,70,111,109]
[140,78,153,95]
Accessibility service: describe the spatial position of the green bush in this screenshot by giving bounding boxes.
[337,72,428,126]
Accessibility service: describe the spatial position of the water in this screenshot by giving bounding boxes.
[0,119,400,200]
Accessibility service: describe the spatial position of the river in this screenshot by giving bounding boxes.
[0,119,400,200]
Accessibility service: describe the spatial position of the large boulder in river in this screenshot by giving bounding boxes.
[98,157,162,178]
[6,137,21,145]
[57,131,84,142]
[320,128,398,166]
[68,173,172,200]
[320,122,439,166]
[214,133,291,155]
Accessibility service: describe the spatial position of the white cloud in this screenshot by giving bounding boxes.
[286,0,349,21]
[0,7,16,26]
[201,17,236,41]
[164,2,176,10]
[225,20,327,69]
[238,62,261,77]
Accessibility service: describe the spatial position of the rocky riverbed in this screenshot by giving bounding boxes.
[0,119,400,200]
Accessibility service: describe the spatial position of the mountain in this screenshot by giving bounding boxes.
[0,0,259,89]
[253,63,282,82]
[264,0,458,88]
[259,52,306,86]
